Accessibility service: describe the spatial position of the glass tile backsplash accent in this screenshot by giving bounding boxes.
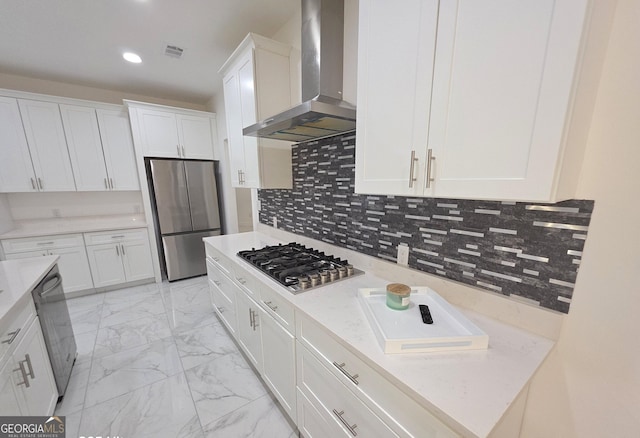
[258,133,593,313]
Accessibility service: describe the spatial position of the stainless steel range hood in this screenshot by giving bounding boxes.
[243,0,356,142]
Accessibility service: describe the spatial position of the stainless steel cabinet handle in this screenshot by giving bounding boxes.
[408,150,418,188]
[116,245,120,256]
[251,309,258,331]
[121,244,125,256]
[249,308,254,328]
[213,280,221,287]
[111,235,125,239]
[30,178,36,190]
[104,178,109,189]
[237,277,246,285]
[37,242,54,246]
[24,354,35,379]
[426,148,435,189]
[264,301,278,312]
[332,361,360,385]
[2,329,20,345]
[217,306,225,313]
[14,360,30,388]
[110,178,114,190]
[37,177,43,190]
[332,409,358,436]
[177,145,181,156]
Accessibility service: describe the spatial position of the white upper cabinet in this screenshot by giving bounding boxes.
[61,104,139,191]
[96,108,140,190]
[130,104,217,160]
[17,99,76,191]
[0,97,37,192]
[356,0,593,202]
[220,33,293,189]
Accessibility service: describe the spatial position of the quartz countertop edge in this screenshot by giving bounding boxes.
[0,215,147,239]
[0,256,59,324]
[204,232,555,438]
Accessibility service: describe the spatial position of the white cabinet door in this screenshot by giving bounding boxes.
[0,358,24,415]
[235,291,263,372]
[297,389,342,438]
[60,104,109,191]
[137,107,180,158]
[427,0,588,201]
[0,97,37,193]
[223,71,246,187]
[237,53,261,188]
[12,319,58,415]
[86,243,126,288]
[176,114,215,160]
[96,108,139,190]
[18,99,76,191]
[355,0,439,196]
[121,239,154,282]
[261,310,296,422]
[55,246,94,294]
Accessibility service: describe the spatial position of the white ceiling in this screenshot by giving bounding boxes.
[0,0,299,105]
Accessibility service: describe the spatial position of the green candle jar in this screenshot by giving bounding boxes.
[386,283,411,310]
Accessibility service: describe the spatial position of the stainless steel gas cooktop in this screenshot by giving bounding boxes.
[237,242,363,294]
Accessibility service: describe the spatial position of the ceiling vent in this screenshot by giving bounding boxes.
[164,44,185,59]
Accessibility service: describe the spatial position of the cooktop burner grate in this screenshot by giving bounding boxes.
[237,242,363,293]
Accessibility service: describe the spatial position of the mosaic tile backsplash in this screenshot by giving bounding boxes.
[258,132,593,313]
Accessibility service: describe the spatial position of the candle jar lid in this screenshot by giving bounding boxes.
[386,283,411,296]
[386,283,411,310]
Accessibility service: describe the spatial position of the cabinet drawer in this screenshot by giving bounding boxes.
[205,245,234,277]
[296,313,459,438]
[0,298,35,364]
[2,234,84,254]
[259,285,295,335]
[84,228,147,246]
[230,262,260,298]
[297,343,399,438]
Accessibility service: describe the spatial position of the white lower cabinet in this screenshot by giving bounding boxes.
[0,299,57,416]
[235,290,264,373]
[207,259,238,336]
[85,229,153,288]
[11,318,58,415]
[1,234,93,294]
[297,388,342,438]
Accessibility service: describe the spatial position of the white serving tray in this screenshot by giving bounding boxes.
[358,288,489,354]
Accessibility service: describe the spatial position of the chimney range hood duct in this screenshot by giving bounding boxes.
[243,0,356,142]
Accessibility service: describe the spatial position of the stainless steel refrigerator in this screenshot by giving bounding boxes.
[147,159,222,281]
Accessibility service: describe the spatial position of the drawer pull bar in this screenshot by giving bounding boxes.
[332,409,358,436]
[264,301,278,312]
[37,242,55,246]
[111,235,125,239]
[249,308,254,328]
[2,329,20,345]
[332,362,360,385]
[24,354,35,379]
[14,360,30,388]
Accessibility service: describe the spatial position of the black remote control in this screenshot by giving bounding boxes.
[419,304,433,324]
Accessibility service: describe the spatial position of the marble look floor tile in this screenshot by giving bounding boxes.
[174,321,239,370]
[67,292,105,310]
[185,351,268,426]
[102,283,161,303]
[74,330,97,358]
[69,306,102,335]
[55,357,92,416]
[64,410,82,438]
[165,304,218,334]
[79,373,203,438]
[94,314,172,358]
[203,394,298,438]
[84,337,182,408]
[161,278,211,310]
[100,298,166,328]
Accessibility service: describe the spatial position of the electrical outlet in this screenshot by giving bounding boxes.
[273,216,278,228]
[397,245,409,266]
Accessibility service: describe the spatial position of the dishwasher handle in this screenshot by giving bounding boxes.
[39,274,62,297]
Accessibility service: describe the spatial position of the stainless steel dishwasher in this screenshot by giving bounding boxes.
[32,264,77,398]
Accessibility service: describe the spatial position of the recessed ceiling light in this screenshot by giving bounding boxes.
[123,52,142,63]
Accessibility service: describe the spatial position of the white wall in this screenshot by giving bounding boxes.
[521,0,640,436]
[0,72,207,110]
[7,191,143,220]
[0,194,14,234]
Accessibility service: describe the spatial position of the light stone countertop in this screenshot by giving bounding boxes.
[204,231,555,437]
[0,256,58,324]
[0,215,147,239]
